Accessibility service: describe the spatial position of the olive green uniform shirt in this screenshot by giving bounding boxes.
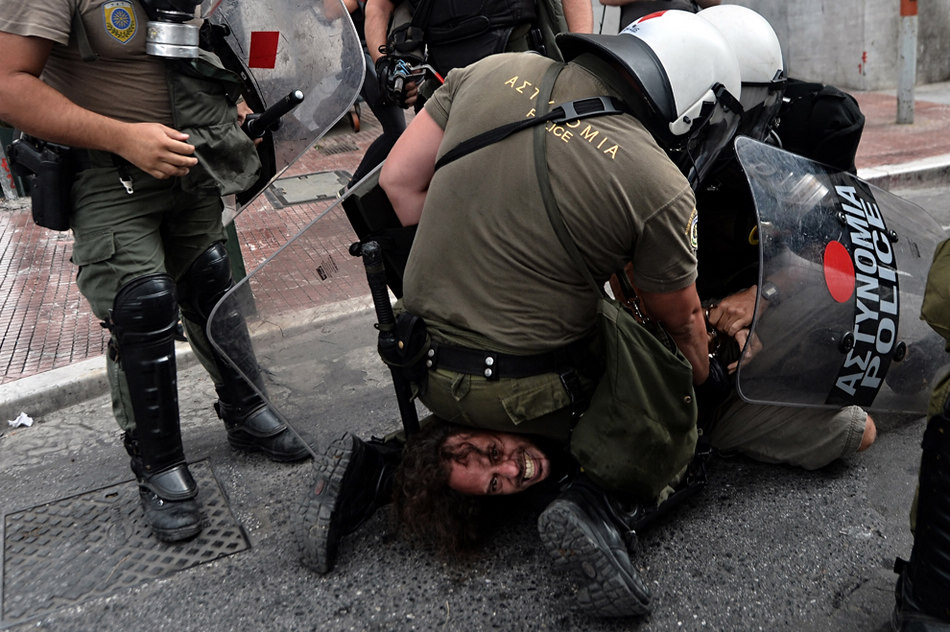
[403,53,698,355]
[0,0,173,124]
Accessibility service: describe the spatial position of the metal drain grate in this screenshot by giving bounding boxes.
[2,460,249,625]
[265,170,351,208]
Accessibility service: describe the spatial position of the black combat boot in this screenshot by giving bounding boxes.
[214,394,310,462]
[110,274,202,543]
[537,475,653,617]
[125,432,202,542]
[296,433,402,574]
[176,242,310,463]
[892,401,950,631]
[537,452,708,618]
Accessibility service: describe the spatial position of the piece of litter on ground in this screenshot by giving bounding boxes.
[7,412,34,428]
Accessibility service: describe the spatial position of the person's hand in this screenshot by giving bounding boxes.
[706,285,757,338]
[727,327,762,373]
[236,100,263,145]
[116,123,197,180]
[376,55,418,108]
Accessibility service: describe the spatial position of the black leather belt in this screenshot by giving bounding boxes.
[425,338,588,380]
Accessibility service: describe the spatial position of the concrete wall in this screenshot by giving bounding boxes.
[727,0,950,90]
[592,0,950,90]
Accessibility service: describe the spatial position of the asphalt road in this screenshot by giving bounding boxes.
[0,184,946,631]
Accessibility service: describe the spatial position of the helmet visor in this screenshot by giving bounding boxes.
[736,72,786,141]
[672,84,742,188]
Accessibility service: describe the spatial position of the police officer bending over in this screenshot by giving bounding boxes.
[299,10,740,617]
[0,0,309,543]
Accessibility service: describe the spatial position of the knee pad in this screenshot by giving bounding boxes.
[110,274,185,471]
[111,273,179,342]
[178,241,232,325]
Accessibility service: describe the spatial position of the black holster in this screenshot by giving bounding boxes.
[380,311,430,385]
[7,136,76,231]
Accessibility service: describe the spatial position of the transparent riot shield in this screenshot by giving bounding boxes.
[206,162,419,452]
[734,137,950,413]
[205,0,364,210]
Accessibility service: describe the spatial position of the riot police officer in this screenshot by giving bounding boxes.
[0,0,309,543]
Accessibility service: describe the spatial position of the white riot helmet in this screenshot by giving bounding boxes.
[698,5,786,142]
[556,10,742,188]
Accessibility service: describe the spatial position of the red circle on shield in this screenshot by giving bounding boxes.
[823,240,855,303]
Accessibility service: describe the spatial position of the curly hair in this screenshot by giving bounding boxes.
[392,421,507,556]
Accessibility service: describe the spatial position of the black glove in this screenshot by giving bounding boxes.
[375,55,407,108]
[694,354,732,428]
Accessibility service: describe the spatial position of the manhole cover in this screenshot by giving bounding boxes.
[265,170,351,208]
[2,460,249,626]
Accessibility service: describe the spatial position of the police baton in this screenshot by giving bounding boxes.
[359,241,421,436]
[242,89,304,139]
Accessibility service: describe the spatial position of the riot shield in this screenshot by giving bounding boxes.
[734,137,949,413]
[206,165,420,452]
[205,0,364,209]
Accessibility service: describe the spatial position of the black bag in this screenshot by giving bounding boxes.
[532,65,698,500]
[776,78,866,174]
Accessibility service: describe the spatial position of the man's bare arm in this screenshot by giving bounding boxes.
[364,0,397,63]
[380,109,443,227]
[563,0,594,33]
[638,283,710,384]
[0,32,197,179]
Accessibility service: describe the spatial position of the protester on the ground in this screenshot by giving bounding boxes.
[0,0,309,543]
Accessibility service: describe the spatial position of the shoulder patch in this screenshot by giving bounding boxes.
[686,206,699,251]
[103,1,137,44]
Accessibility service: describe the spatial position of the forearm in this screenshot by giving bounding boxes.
[665,308,710,385]
[380,108,442,226]
[364,0,394,62]
[0,72,131,152]
[639,285,710,384]
[563,0,594,33]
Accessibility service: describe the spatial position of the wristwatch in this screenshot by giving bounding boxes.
[761,280,780,306]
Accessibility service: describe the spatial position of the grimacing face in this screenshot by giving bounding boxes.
[443,431,551,496]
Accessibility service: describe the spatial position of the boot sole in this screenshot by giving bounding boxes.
[295,433,354,574]
[153,522,202,543]
[538,499,652,618]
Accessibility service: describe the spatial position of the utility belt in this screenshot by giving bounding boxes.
[425,335,598,420]
[425,337,591,380]
[380,310,597,417]
[6,137,139,231]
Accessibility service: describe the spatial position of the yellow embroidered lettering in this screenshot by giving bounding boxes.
[526,108,537,118]
[516,80,532,94]
[597,137,607,149]
[580,125,598,142]
[603,144,619,159]
[561,130,573,142]
[505,77,518,88]
[565,119,581,128]
[530,87,540,99]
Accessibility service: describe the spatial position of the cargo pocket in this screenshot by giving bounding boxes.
[500,373,571,426]
[70,228,118,315]
[70,228,116,267]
